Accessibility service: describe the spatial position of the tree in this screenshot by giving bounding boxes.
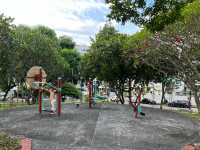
[145,11,200,113]
[59,36,75,49]
[81,24,129,104]
[106,0,194,31]
[60,48,81,84]
[13,25,69,85]
[123,29,167,108]
[0,14,16,100]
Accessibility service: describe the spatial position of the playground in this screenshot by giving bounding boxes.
[0,104,200,150]
[1,1,200,149]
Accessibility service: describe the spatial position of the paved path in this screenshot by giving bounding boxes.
[0,104,200,150]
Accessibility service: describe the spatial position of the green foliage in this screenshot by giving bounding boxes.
[0,102,29,110]
[0,133,21,150]
[13,25,69,81]
[106,0,194,32]
[0,13,71,100]
[60,48,81,83]
[61,82,80,98]
[0,14,16,95]
[196,145,200,150]
[179,111,200,121]
[124,28,152,49]
[59,36,75,49]
[144,8,200,112]
[35,25,58,40]
[82,24,156,103]
[81,53,95,80]
[181,0,200,20]
[87,24,127,82]
[81,24,129,103]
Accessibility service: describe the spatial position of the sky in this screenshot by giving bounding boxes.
[0,0,141,46]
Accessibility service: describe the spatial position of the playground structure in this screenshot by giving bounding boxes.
[26,66,62,116]
[87,79,144,118]
[128,81,145,118]
[87,79,108,109]
[129,89,144,118]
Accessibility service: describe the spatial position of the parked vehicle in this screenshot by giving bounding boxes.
[141,98,156,105]
[0,92,5,100]
[168,100,190,108]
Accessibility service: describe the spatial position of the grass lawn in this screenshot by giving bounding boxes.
[0,102,30,111]
[196,145,200,150]
[178,110,200,121]
[63,98,111,104]
[0,132,21,150]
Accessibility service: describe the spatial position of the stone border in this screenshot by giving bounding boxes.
[20,137,32,150]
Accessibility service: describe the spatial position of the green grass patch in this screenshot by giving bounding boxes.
[63,99,81,104]
[196,145,200,150]
[178,111,200,121]
[0,102,30,111]
[0,132,21,150]
[63,98,111,104]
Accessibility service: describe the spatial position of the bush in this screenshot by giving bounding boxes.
[196,144,200,150]
[61,82,80,99]
[0,133,21,150]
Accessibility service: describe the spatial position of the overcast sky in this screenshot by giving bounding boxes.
[0,0,140,45]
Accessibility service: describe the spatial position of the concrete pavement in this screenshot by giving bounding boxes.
[0,104,199,150]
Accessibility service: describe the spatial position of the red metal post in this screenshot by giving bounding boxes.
[88,80,92,109]
[57,77,62,116]
[38,69,42,114]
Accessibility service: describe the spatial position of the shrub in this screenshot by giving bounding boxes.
[0,133,21,150]
[61,82,80,99]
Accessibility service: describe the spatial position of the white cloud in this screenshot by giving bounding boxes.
[0,0,139,46]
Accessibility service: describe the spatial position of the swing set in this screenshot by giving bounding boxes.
[26,66,62,116]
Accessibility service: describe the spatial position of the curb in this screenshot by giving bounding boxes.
[20,138,32,150]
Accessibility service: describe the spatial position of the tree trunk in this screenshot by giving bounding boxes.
[2,84,15,101]
[120,91,125,104]
[160,82,166,110]
[194,90,200,114]
[114,81,125,104]
[128,79,132,104]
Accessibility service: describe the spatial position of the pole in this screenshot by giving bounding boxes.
[38,69,42,114]
[57,77,62,116]
[88,80,92,109]
[80,79,83,104]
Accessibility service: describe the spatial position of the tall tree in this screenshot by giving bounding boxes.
[124,29,167,107]
[14,25,69,83]
[145,11,200,113]
[60,48,81,84]
[0,14,16,100]
[82,24,128,104]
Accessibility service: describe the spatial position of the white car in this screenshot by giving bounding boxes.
[0,92,5,100]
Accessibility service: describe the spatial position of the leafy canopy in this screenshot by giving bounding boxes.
[106,0,194,32]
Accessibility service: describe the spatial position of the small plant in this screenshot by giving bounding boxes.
[196,144,200,150]
[0,133,21,150]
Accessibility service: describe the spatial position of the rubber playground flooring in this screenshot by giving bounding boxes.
[0,104,200,150]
